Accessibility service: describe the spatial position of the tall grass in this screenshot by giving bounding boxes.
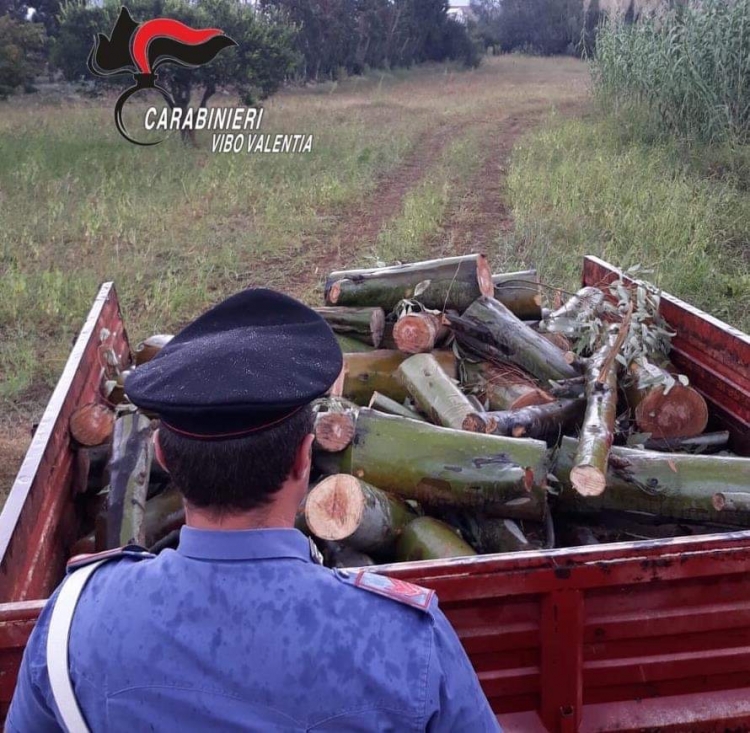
[593,0,750,144]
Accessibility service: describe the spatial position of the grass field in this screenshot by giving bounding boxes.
[2,51,748,499]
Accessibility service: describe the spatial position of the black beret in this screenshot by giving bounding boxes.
[125,289,342,439]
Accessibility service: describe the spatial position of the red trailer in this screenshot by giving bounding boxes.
[1,256,749,731]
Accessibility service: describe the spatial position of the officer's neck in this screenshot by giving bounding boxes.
[184,490,299,531]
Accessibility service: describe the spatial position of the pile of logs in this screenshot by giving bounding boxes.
[67,253,750,566]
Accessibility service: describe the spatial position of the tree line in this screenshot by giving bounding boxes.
[0,0,480,104]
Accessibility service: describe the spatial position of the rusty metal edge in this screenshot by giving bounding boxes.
[0,282,117,567]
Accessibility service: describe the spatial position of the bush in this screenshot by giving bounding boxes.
[593,0,750,144]
[0,16,46,98]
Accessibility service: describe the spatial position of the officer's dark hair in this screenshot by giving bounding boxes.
[158,405,315,512]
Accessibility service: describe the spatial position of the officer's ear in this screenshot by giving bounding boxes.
[153,429,169,473]
[290,432,314,482]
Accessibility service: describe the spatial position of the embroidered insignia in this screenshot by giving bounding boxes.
[354,571,435,610]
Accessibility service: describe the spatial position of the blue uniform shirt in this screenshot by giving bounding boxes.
[8,527,500,732]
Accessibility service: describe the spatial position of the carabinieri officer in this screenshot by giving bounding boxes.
[7,288,500,732]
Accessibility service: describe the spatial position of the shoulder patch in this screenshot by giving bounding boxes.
[353,571,435,611]
[66,544,155,573]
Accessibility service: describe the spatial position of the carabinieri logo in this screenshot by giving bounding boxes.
[88,7,236,146]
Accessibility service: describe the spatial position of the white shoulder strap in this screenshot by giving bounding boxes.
[46,559,107,733]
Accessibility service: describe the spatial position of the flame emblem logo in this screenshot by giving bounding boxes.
[88,7,236,145]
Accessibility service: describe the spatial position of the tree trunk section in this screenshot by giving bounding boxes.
[644,431,730,454]
[392,311,447,354]
[625,358,709,439]
[555,436,750,525]
[395,517,476,561]
[713,492,750,513]
[542,286,605,337]
[449,296,580,383]
[398,353,477,430]
[106,412,153,548]
[315,306,385,347]
[492,270,543,320]
[349,408,549,520]
[368,392,425,421]
[462,362,555,410]
[314,411,356,453]
[325,254,494,312]
[463,516,531,554]
[570,330,620,497]
[342,349,456,405]
[335,334,375,353]
[305,474,416,553]
[475,398,585,442]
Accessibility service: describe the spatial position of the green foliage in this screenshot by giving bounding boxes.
[53,0,298,106]
[262,0,479,80]
[506,115,750,331]
[470,0,599,56]
[593,0,750,144]
[0,16,46,98]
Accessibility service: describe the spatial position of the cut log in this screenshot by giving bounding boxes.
[368,392,425,421]
[106,411,153,548]
[342,349,456,405]
[625,358,709,439]
[462,362,555,410]
[472,398,585,442]
[492,270,543,321]
[392,311,447,354]
[541,287,604,337]
[314,306,385,348]
[398,353,478,430]
[395,517,476,561]
[555,436,750,525]
[325,254,494,312]
[463,516,531,554]
[134,334,173,366]
[712,492,750,513]
[347,408,549,520]
[336,334,375,353]
[144,487,184,547]
[314,411,356,453]
[449,297,580,383]
[305,475,416,553]
[69,403,115,447]
[570,329,620,497]
[643,431,730,454]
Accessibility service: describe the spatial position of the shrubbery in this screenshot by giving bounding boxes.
[0,15,46,98]
[593,0,750,143]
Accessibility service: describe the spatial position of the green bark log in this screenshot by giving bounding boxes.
[541,287,605,337]
[643,431,730,454]
[392,311,448,354]
[321,541,376,568]
[336,334,375,353]
[342,349,456,405]
[107,411,153,548]
[492,270,543,320]
[555,436,750,525]
[305,474,416,553]
[398,352,478,430]
[463,516,531,554]
[368,392,425,421]
[449,296,580,383]
[347,408,549,520]
[462,362,555,410]
[478,398,585,442]
[395,517,476,561]
[315,306,386,348]
[324,254,494,312]
[570,329,619,497]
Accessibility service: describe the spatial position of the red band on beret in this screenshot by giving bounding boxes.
[161,405,305,440]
